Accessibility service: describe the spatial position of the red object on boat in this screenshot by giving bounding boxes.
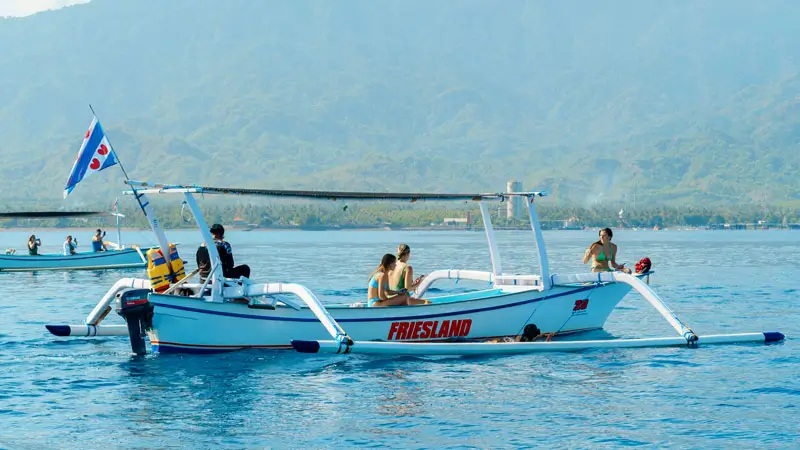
[635,257,652,274]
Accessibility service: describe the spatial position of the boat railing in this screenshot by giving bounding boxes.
[85,278,151,325]
[415,269,544,297]
[237,282,352,345]
[414,270,493,297]
[493,274,543,289]
[551,272,619,285]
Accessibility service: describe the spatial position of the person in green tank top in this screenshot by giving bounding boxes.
[368,253,428,307]
[582,228,631,273]
[387,244,426,293]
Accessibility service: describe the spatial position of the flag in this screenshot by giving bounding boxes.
[63,116,119,198]
[112,197,118,212]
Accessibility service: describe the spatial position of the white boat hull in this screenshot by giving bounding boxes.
[146,282,634,353]
[0,248,147,271]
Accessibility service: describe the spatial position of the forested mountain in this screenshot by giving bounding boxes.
[1,0,798,209]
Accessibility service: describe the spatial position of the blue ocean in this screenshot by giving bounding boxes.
[0,229,796,448]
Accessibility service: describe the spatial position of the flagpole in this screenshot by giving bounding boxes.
[90,103,135,248]
[88,104,132,181]
[87,104,174,265]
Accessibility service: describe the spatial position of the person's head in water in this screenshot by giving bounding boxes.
[210,223,225,239]
[29,235,37,244]
[594,227,613,246]
[66,235,72,242]
[397,244,411,262]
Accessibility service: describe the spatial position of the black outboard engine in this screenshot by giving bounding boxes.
[115,289,154,355]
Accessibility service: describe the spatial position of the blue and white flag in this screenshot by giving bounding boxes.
[63,116,119,198]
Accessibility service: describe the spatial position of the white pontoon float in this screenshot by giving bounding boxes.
[45,181,784,355]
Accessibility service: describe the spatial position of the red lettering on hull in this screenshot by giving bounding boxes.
[387,319,473,341]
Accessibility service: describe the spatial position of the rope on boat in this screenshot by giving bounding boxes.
[515,281,603,340]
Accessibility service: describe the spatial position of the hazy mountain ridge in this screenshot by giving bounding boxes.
[0,0,798,208]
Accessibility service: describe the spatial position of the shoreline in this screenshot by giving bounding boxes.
[1,226,796,233]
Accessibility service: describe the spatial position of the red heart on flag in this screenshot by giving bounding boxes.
[90,158,100,170]
[98,144,109,155]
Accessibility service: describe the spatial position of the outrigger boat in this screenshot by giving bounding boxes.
[0,209,150,272]
[0,248,148,272]
[45,181,785,355]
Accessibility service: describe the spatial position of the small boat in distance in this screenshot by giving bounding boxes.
[0,209,151,272]
[0,248,148,272]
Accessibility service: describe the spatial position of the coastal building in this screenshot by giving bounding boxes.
[443,211,472,229]
[506,180,524,220]
[443,217,469,226]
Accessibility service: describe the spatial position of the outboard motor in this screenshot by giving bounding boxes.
[115,289,154,355]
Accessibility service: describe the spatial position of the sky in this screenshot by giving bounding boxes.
[0,0,89,17]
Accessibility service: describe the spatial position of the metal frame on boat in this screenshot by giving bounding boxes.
[45,181,784,355]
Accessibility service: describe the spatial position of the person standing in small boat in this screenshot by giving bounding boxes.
[196,223,251,280]
[91,229,107,252]
[62,235,77,256]
[368,254,428,307]
[583,227,631,273]
[388,244,425,294]
[27,235,41,255]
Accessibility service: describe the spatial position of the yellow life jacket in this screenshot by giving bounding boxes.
[146,248,171,293]
[167,243,185,283]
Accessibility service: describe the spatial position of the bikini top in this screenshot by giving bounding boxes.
[369,274,387,289]
[595,246,613,262]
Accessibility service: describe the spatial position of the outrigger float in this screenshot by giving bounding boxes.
[45,181,784,355]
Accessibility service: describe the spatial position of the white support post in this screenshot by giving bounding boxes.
[525,197,551,290]
[478,200,503,275]
[132,190,172,262]
[115,209,122,249]
[183,192,225,302]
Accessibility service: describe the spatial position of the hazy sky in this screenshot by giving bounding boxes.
[0,0,89,17]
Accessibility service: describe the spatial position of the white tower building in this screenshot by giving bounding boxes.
[506,180,524,220]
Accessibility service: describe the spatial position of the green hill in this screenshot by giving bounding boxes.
[0,0,799,209]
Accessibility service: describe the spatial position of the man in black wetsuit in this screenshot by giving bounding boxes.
[196,223,251,281]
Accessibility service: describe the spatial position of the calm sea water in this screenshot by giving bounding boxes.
[0,229,797,448]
